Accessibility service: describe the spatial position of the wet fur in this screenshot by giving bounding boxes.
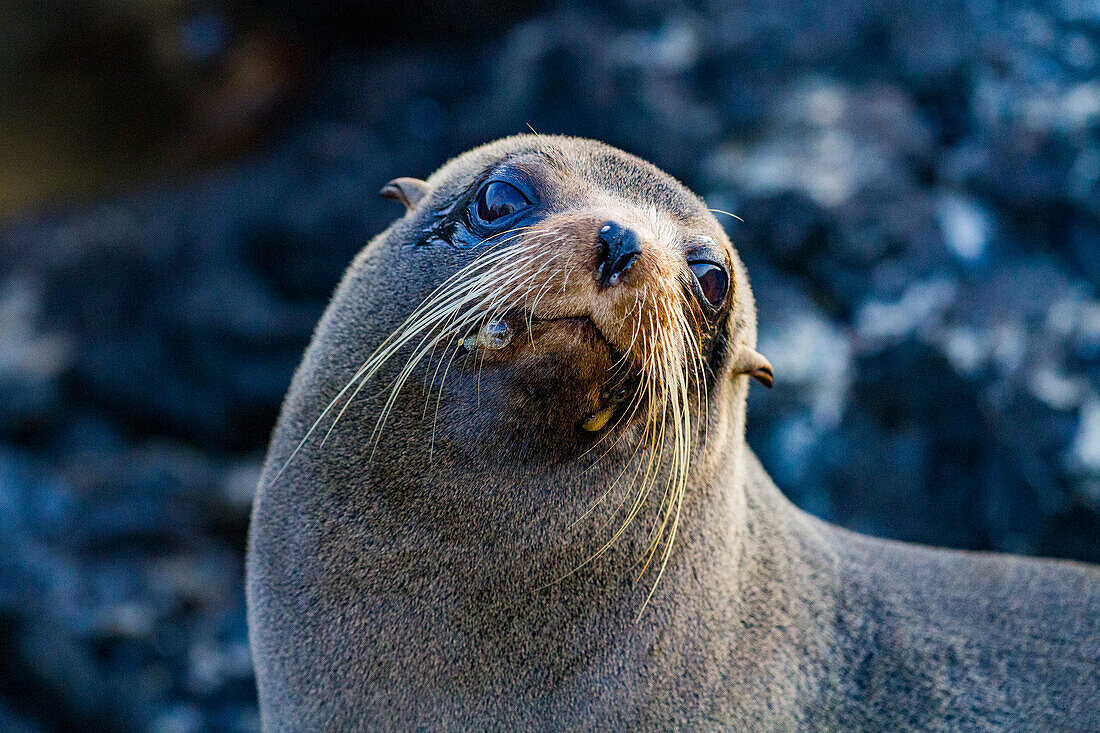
[247,135,1100,730]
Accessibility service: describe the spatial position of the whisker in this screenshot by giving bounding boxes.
[708,208,744,223]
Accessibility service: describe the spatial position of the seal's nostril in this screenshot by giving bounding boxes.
[596,220,642,287]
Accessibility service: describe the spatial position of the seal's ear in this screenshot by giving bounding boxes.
[733,346,774,388]
[379,177,431,210]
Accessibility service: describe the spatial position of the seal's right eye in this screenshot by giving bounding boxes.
[475,181,531,226]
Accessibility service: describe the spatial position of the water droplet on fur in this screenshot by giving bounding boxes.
[478,320,513,350]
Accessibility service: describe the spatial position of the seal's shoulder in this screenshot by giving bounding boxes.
[827,530,1100,729]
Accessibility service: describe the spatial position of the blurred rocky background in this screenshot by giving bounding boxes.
[2,0,1099,730]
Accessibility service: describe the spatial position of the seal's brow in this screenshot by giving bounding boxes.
[535,148,570,173]
[479,149,568,185]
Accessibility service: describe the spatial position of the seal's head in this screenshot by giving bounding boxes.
[272,135,772,592]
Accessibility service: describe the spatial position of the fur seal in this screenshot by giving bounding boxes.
[246,135,1100,730]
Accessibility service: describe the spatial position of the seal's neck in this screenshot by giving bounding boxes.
[365,424,772,617]
[301,399,842,724]
[359,399,754,593]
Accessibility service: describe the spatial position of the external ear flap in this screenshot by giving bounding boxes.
[379,177,431,210]
[733,347,774,388]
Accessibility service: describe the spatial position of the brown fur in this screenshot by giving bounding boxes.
[247,135,1100,731]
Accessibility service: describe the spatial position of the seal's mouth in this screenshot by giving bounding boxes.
[453,310,641,434]
[455,310,620,360]
[538,315,604,339]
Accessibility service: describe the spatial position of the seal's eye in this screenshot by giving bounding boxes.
[688,261,729,307]
[475,181,531,225]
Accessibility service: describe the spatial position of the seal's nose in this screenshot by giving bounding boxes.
[595,220,642,287]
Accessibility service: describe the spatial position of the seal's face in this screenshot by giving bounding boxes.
[414,147,734,446]
[360,139,770,452]
[287,136,771,585]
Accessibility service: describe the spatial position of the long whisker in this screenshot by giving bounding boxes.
[708,208,744,223]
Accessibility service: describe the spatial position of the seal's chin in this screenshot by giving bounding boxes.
[450,311,641,440]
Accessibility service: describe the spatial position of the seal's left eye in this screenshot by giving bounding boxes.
[475,181,531,225]
[688,261,729,307]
